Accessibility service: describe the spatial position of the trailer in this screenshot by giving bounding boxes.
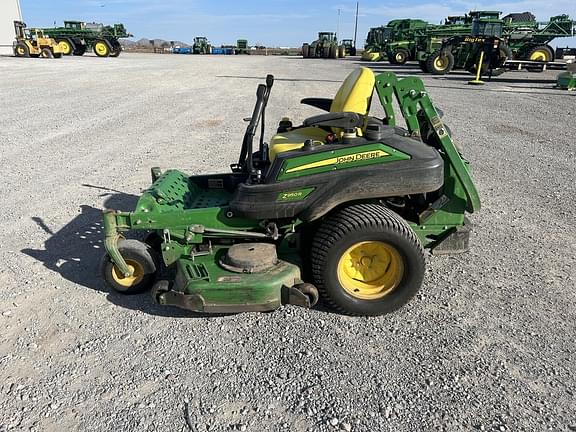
[173,46,192,54]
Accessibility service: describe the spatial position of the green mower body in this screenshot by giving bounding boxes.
[557,71,576,90]
[101,70,480,316]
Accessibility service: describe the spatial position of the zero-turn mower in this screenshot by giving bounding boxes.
[101,68,480,316]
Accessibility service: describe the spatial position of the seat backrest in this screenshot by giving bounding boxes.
[330,67,376,115]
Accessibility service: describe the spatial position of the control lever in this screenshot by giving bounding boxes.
[259,75,274,162]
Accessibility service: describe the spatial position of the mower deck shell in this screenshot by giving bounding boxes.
[157,246,301,313]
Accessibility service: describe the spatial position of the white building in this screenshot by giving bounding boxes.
[0,0,23,55]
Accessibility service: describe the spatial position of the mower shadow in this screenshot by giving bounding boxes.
[20,186,196,318]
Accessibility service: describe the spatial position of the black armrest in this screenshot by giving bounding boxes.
[300,98,333,112]
[303,112,363,129]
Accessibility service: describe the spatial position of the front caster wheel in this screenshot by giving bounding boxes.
[311,204,425,316]
[294,283,319,307]
[101,239,159,294]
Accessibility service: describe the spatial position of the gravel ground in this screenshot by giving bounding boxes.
[0,53,575,432]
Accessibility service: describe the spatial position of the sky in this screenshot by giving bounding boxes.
[20,0,576,47]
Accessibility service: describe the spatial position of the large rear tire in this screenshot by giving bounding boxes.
[527,45,554,62]
[311,204,425,316]
[426,50,454,75]
[468,44,512,77]
[109,41,122,57]
[73,40,86,56]
[94,40,111,57]
[40,48,54,59]
[101,239,159,294]
[302,44,310,58]
[329,45,337,59]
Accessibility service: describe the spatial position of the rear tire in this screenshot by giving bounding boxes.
[14,42,30,57]
[73,41,86,56]
[426,50,454,75]
[338,46,345,58]
[40,48,54,59]
[302,43,310,58]
[101,239,159,294]
[311,204,425,316]
[468,44,511,77]
[94,40,111,57]
[329,45,337,59]
[527,45,554,62]
[109,41,122,57]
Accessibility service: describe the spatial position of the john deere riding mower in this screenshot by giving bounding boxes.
[101,68,480,316]
[13,21,63,58]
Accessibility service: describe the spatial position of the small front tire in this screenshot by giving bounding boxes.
[14,42,30,57]
[427,50,454,75]
[57,38,74,55]
[101,239,159,294]
[392,48,409,65]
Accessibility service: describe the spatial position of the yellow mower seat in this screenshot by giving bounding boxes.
[269,67,376,161]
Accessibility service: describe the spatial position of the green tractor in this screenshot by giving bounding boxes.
[416,11,501,73]
[41,20,131,57]
[384,19,430,65]
[503,13,576,62]
[236,39,249,54]
[101,68,480,316]
[193,37,211,54]
[302,32,343,59]
[420,11,511,75]
[341,39,357,56]
[362,26,387,61]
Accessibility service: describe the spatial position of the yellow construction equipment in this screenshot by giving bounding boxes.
[13,21,63,58]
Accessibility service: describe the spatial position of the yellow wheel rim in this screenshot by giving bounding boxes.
[337,241,404,300]
[434,56,449,71]
[395,53,403,62]
[529,50,549,61]
[17,47,25,55]
[58,41,71,54]
[95,42,109,56]
[111,259,144,288]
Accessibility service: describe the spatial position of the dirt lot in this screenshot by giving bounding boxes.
[0,53,575,432]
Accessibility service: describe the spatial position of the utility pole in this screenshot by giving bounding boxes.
[337,8,341,39]
[353,2,359,48]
